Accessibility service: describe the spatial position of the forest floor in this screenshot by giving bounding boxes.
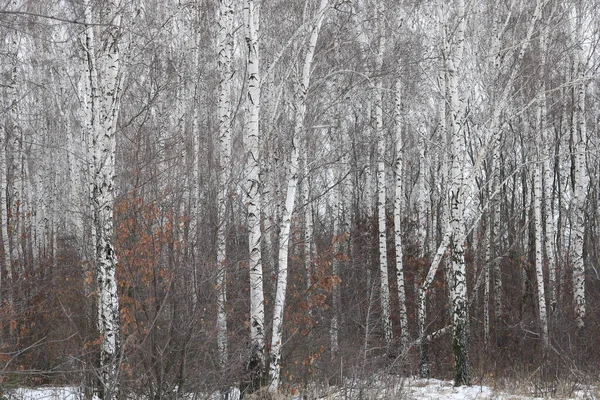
[5,377,599,399]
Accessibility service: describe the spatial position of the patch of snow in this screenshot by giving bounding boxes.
[404,378,494,400]
[6,387,97,400]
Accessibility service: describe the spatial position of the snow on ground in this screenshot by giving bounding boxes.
[404,378,495,399]
[6,387,91,400]
[306,377,598,400]
[4,379,598,399]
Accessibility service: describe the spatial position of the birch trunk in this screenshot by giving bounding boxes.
[216,0,234,369]
[394,81,409,349]
[374,9,392,351]
[0,121,9,305]
[445,0,471,385]
[84,1,123,397]
[269,0,328,390]
[533,131,549,346]
[539,25,557,316]
[417,124,428,258]
[572,52,587,332]
[243,0,266,391]
[571,3,588,331]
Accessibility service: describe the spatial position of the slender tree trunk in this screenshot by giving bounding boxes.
[445,0,471,385]
[0,123,9,305]
[243,0,266,392]
[534,101,549,346]
[216,0,234,370]
[486,0,543,327]
[571,3,587,331]
[374,7,392,352]
[269,0,328,390]
[417,124,428,258]
[394,81,409,350]
[539,25,557,316]
[84,1,124,397]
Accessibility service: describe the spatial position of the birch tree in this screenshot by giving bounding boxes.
[534,96,549,346]
[216,0,234,370]
[82,0,124,396]
[269,0,328,391]
[243,0,267,391]
[571,2,588,331]
[394,80,409,350]
[374,5,392,351]
[444,0,471,385]
[539,19,557,316]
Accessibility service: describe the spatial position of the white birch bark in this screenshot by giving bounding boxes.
[533,113,549,345]
[83,1,123,396]
[571,4,588,331]
[394,81,409,349]
[189,1,203,307]
[417,124,428,258]
[269,0,328,390]
[445,0,471,385]
[374,7,392,351]
[216,0,234,369]
[0,119,10,304]
[539,26,557,315]
[243,0,266,389]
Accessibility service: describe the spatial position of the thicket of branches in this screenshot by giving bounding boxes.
[0,0,599,398]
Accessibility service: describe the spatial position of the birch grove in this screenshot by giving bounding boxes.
[0,0,599,396]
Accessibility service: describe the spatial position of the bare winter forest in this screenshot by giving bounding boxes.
[0,0,599,398]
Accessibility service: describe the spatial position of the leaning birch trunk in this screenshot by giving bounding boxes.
[393,81,409,350]
[269,0,328,391]
[445,0,471,385]
[216,0,234,370]
[84,0,123,397]
[374,10,392,352]
[417,65,448,378]
[243,0,266,392]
